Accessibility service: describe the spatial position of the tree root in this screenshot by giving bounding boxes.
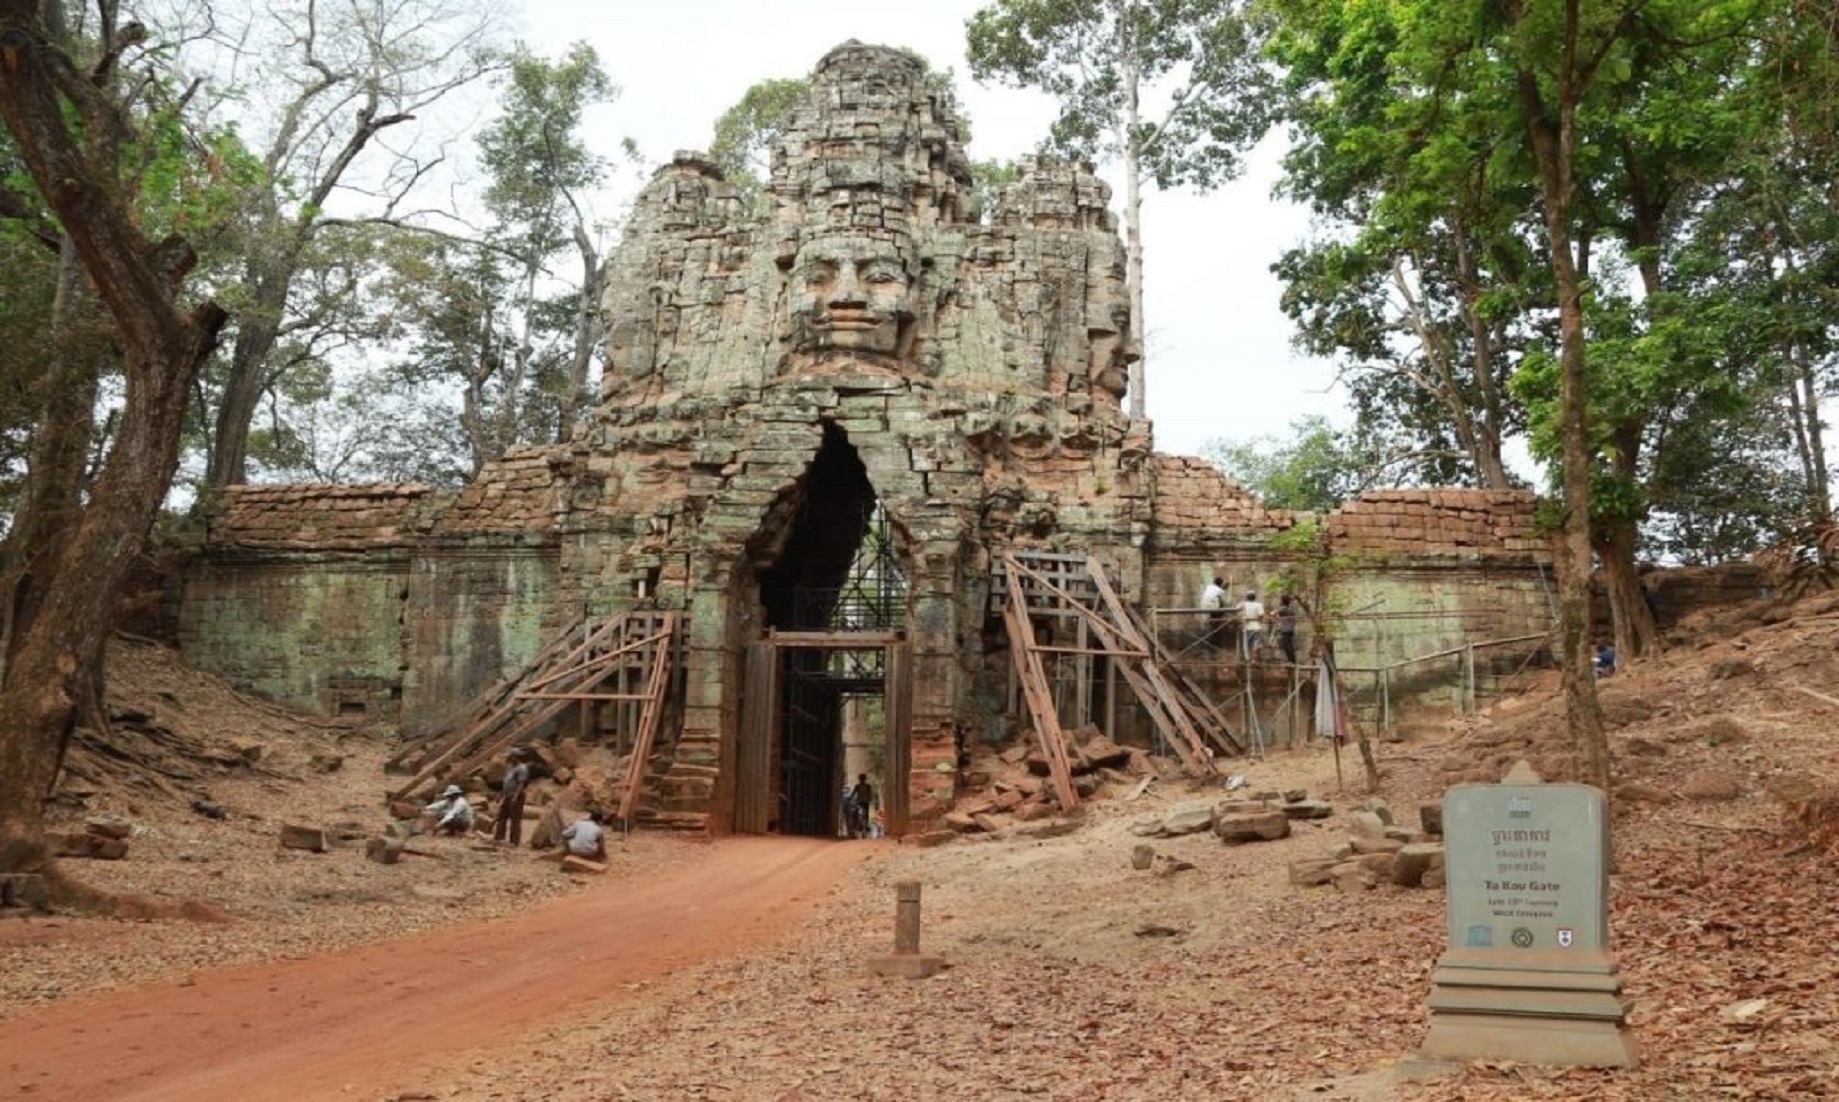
[41,862,232,922]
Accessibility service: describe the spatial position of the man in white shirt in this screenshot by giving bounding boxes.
[1240,592,1267,657]
[425,784,474,835]
[1200,576,1228,649]
[561,810,607,861]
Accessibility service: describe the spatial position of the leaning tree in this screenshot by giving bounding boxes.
[0,2,228,888]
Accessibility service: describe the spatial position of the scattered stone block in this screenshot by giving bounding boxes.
[1012,801,1054,822]
[1289,858,1338,887]
[388,800,423,820]
[1347,810,1388,840]
[942,812,982,833]
[85,816,133,840]
[1384,826,1417,843]
[1280,799,1334,820]
[49,831,127,859]
[1214,810,1291,844]
[1352,836,1406,856]
[1419,803,1444,836]
[1283,789,1308,803]
[1358,798,1395,826]
[560,855,606,875]
[1392,843,1446,887]
[1421,865,1446,889]
[365,837,404,865]
[1680,769,1742,802]
[279,824,328,853]
[1078,734,1132,771]
[1130,843,1155,870]
[1333,864,1379,892]
[1160,804,1215,837]
[308,753,344,773]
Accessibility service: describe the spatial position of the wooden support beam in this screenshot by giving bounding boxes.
[618,612,676,824]
[1001,556,1079,813]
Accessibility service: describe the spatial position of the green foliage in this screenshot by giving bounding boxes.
[1202,414,1375,513]
[707,77,807,204]
[966,0,1274,189]
[969,157,1021,223]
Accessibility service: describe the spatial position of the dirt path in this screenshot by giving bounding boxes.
[1,837,874,1102]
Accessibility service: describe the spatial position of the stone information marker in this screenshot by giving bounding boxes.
[1419,761,1638,1067]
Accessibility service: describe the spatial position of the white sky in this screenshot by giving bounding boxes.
[513,0,1345,460]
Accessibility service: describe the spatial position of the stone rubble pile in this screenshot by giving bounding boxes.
[1129,788,1335,849]
[1287,798,1446,892]
[47,815,135,861]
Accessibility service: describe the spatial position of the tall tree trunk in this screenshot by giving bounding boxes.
[0,1,229,876]
[203,264,288,488]
[558,224,601,444]
[1,238,100,674]
[1511,5,1610,792]
[1454,230,1512,489]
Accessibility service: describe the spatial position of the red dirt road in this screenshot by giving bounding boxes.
[1,837,873,1101]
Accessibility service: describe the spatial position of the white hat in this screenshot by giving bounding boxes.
[441,784,464,797]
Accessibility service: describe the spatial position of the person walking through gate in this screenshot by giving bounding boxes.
[493,748,534,846]
[849,773,876,839]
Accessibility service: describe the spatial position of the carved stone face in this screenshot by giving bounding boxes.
[789,238,914,356]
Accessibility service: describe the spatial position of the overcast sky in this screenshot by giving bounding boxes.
[513,0,1344,460]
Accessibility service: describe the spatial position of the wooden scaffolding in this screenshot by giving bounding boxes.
[386,610,678,824]
[994,550,1241,811]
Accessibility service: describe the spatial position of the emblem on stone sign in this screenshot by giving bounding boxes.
[1466,924,1493,947]
[1508,796,1532,819]
[1557,927,1575,948]
[1510,926,1535,948]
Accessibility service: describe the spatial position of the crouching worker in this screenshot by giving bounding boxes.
[561,810,608,861]
[426,784,475,836]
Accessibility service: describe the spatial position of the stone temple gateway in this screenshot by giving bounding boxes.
[178,43,1555,836]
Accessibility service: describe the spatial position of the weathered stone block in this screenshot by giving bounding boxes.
[280,824,328,853]
[1214,810,1291,844]
[1391,842,1446,887]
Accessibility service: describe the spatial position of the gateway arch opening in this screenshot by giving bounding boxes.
[749,424,909,836]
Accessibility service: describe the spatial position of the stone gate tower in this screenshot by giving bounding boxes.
[567,41,1150,830]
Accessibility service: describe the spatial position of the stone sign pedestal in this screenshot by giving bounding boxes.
[1420,761,1637,1068]
[1423,949,1636,1067]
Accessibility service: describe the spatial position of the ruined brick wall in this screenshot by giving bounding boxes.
[1326,488,1544,558]
[1140,480,1553,680]
[1319,490,1551,679]
[179,486,444,720]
